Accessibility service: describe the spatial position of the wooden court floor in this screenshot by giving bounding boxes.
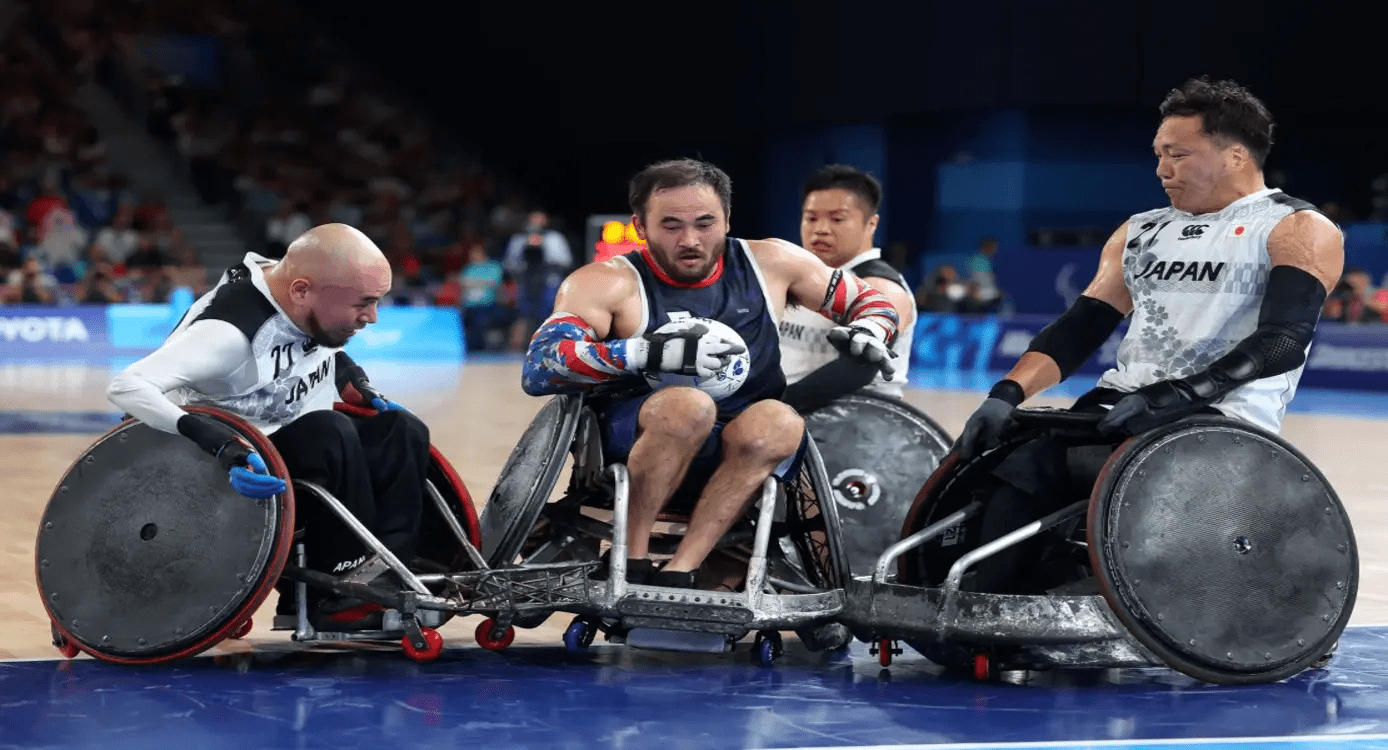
[1,360,1383,660]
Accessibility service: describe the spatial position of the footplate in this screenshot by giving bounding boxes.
[616,590,754,632]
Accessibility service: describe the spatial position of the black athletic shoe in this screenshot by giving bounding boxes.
[589,551,654,584]
[647,569,697,589]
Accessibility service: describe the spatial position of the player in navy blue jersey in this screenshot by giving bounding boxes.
[522,158,900,588]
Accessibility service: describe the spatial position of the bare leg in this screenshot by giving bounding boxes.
[624,387,717,559]
[664,400,804,573]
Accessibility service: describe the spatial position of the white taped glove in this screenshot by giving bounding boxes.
[627,323,746,380]
[827,322,897,377]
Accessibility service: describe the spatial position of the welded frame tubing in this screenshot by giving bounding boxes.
[293,480,432,595]
[425,479,487,570]
[743,478,781,610]
[942,499,1088,593]
[606,463,632,601]
[871,501,983,584]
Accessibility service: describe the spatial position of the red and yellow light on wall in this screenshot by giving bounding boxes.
[594,220,646,263]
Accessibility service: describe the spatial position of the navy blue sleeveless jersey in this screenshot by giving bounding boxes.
[614,238,785,417]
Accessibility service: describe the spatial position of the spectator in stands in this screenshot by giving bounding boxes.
[459,241,505,351]
[967,236,1002,307]
[25,172,68,228]
[92,204,139,267]
[917,265,961,313]
[35,206,87,283]
[68,168,117,228]
[77,264,123,304]
[124,234,168,274]
[4,255,58,304]
[503,209,572,346]
[1324,269,1382,324]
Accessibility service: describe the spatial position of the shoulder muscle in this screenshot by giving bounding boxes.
[1267,210,1344,294]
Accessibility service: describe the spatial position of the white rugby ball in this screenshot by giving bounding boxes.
[645,316,751,401]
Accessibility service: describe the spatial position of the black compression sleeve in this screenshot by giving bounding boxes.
[1177,265,1326,400]
[1024,295,1126,380]
[781,355,880,414]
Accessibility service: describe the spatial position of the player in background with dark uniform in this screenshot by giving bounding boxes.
[522,158,900,588]
[949,76,1345,594]
[107,224,432,629]
[779,164,916,413]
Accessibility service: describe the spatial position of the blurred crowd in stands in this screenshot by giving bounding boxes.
[0,1,205,307]
[3,0,1385,360]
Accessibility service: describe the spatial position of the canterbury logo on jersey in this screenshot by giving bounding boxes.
[1178,224,1209,240]
[1134,260,1225,282]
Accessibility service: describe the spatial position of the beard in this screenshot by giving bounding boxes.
[647,236,725,284]
[306,310,355,349]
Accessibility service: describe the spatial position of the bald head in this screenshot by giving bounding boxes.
[268,223,392,348]
[281,223,391,286]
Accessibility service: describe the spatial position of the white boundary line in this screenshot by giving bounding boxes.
[765,733,1388,750]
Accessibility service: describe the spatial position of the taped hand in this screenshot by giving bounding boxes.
[637,323,747,380]
[827,325,896,377]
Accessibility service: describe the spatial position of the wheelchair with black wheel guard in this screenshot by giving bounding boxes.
[35,403,595,665]
[476,392,854,666]
[836,406,1358,684]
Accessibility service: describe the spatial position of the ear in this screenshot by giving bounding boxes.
[866,212,880,237]
[288,278,311,304]
[631,213,647,242]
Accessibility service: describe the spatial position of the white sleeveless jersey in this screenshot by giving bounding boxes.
[778,248,915,398]
[164,253,339,433]
[1094,188,1317,434]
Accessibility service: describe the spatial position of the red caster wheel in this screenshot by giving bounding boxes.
[878,639,896,668]
[475,618,515,652]
[973,652,993,681]
[55,637,79,659]
[51,623,79,659]
[230,618,253,639]
[403,627,445,663]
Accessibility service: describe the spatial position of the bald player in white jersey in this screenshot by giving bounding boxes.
[107,224,432,630]
[779,164,916,414]
[948,76,1344,595]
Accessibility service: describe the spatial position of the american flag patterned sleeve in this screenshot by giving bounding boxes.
[816,269,900,345]
[521,313,640,396]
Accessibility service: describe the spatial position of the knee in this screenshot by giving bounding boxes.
[377,408,431,447]
[723,400,804,462]
[295,409,358,445]
[638,387,717,442]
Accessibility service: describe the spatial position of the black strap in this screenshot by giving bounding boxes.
[850,258,907,290]
[643,324,708,376]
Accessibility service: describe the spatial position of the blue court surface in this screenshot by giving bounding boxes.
[3,625,1387,750]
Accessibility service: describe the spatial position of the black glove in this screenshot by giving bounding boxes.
[953,380,1024,460]
[1096,379,1206,437]
[176,413,286,499]
[335,351,407,413]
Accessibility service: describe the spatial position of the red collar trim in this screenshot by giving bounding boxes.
[640,247,723,289]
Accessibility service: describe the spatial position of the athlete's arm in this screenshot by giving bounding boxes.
[520,261,645,396]
[989,222,1133,404]
[781,274,915,414]
[107,319,255,433]
[754,239,900,342]
[1098,210,1343,436]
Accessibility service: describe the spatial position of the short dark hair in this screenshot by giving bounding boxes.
[801,164,882,216]
[1159,76,1275,169]
[628,158,732,222]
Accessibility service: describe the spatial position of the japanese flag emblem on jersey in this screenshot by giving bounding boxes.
[1230,225,1247,237]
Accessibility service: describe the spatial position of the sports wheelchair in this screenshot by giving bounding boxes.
[836,407,1359,685]
[35,402,581,665]
[475,390,948,665]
